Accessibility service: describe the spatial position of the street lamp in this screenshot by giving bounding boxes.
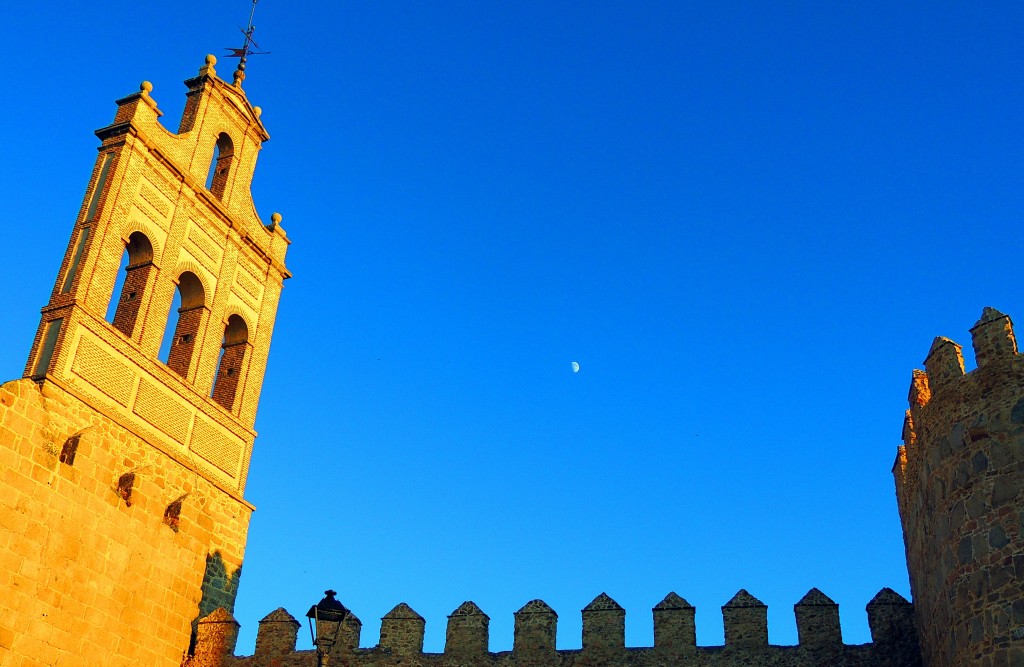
[306,589,350,666]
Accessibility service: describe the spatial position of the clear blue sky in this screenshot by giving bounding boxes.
[1,0,1022,654]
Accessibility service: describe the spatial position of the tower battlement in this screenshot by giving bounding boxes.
[894,308,1023,667]
[190,590,922,666]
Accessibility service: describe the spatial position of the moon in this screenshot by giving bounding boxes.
[571,361,580,373]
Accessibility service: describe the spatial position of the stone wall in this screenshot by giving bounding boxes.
[192,589,922,667]
[0,378,252,667]
[895,308,1024,667]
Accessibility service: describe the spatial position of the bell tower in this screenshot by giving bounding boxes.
[25,53,289,489]
[1,54,289,667]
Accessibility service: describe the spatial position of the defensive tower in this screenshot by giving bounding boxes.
[895,308,1024,666]
[0,55,289,666]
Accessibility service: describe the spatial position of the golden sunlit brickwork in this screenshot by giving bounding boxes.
[895,308,1024,667]
[1,55,289,666]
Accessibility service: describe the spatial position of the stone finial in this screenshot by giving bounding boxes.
[445,601,489,655]
[200,54,217,77]
[923,337,964,395]
[140,81,153,95]
[970,307,1017,368]
[192,608,240,666]
[513,599,557,656]
[653,592,696,653]
[794,588,841,646]
[722,590,768,647]
[255,608,300,658]
[234,67,245,86]
[866,588,916,645]
[253,106,263,118]
[380,603,425,655]
[582,593,625,652]
[267,211,288,238]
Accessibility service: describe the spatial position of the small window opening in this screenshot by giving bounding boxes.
[107,232,154,338]
[117,472,135,507]
[211,315,249,411]
[59,434,80,466]
[160,272,206,379]
[206,133,235,200]
[164,495,186,532]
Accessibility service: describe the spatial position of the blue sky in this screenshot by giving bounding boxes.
[1,0,1022,654]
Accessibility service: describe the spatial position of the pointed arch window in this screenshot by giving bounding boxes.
[108,232,154,339]
[211,315,249,412]
[206,133,235,200]
[161,272,207,379]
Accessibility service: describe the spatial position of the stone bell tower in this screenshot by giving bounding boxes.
[0,55,289,667]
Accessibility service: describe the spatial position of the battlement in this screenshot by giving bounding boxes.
[191,589,922,666]
[893,307,1024,667]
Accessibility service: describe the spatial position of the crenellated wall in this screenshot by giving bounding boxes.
[894,308,1024,667]
[190,589,922,667]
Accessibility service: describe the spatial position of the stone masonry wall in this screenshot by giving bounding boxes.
[0,378,252,667]
[192,589,922,667]
[894,308,1024,667]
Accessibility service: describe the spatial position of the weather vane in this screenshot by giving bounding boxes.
[225,0,269,85]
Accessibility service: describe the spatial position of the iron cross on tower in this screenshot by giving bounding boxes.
[226,0,269,85]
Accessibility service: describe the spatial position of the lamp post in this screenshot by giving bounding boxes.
[306,589,350,667]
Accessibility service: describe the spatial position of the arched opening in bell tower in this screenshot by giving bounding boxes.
[107,231,155,339]
[160,271,207,378]
[211,314,249,411]
[206,133,235,200]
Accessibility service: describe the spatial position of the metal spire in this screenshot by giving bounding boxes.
[225,0,269,86]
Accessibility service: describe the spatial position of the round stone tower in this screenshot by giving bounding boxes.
[894,307,1024,667]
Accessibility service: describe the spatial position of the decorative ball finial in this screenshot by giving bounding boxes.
[206,54,217,66]
[253,106,262,118]
[140,81,153,94]
[270,212,282,225]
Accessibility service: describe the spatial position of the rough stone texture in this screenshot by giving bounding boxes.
[653,593,696,655]
[795,589,841,647]
[0,56,288,667]
[895,308,1024,667]
[446,602,490,656]
[722,590,768,648]
[193,592,923,667]
[0,378,251,666]
[381,603,427,655]
[582,593,625,653]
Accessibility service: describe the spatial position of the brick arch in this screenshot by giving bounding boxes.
[220,303,255,331]
[118,220,164,267]
[169,259,214,301]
